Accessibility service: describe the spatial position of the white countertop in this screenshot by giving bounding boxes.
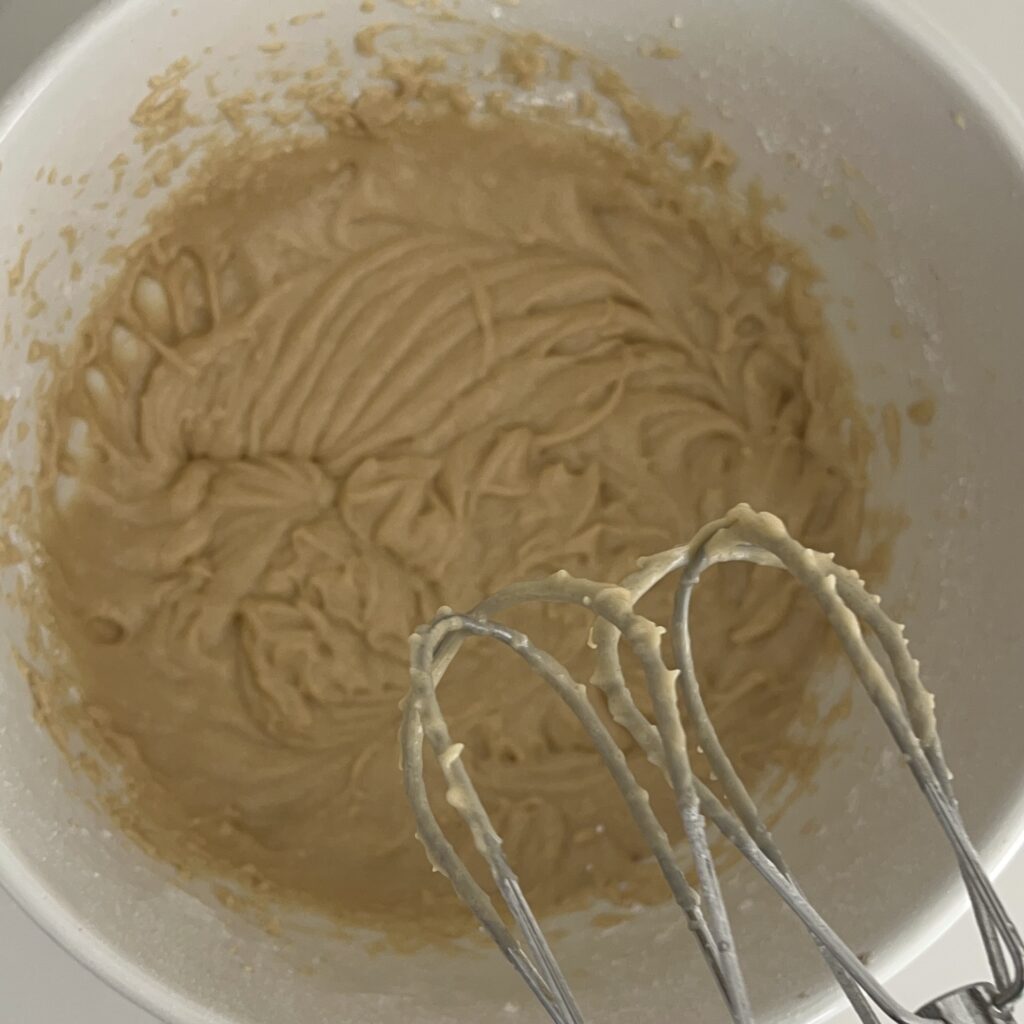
[0,0,1022,1020]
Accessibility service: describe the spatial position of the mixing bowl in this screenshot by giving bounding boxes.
[1,0,1023,1022]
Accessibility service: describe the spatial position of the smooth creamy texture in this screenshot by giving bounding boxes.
[40,110,877,938]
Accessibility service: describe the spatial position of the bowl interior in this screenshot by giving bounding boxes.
[2,1,1024,1022]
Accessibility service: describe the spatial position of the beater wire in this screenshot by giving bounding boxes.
[401,504,1023,1024]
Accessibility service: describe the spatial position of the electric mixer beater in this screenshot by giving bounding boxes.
[401,504,1023,1024]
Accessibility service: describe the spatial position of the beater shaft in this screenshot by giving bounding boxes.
[920,985,1016,1024]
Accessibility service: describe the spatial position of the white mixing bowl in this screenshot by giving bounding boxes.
[1,1,1023,1022]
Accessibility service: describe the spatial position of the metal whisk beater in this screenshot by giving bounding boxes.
[400,504,1023,1024]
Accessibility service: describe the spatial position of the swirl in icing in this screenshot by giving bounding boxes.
[39,109,877,938]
